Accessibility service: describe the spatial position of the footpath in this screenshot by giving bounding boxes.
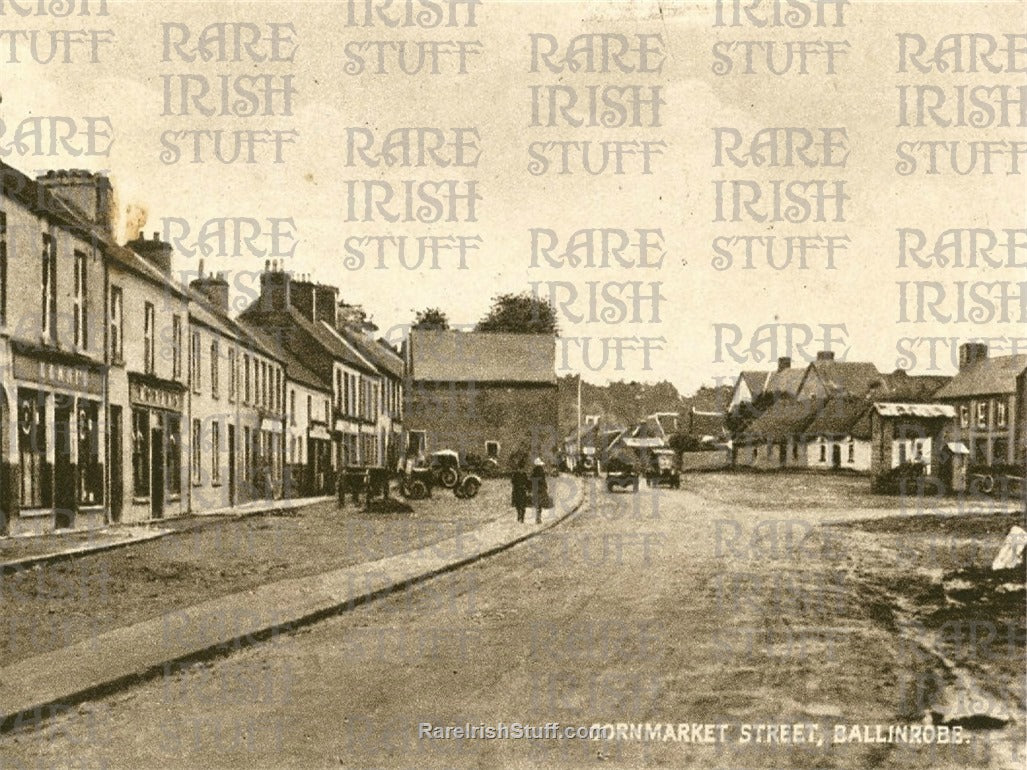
[0,478,586,732]
[0,496,334,574]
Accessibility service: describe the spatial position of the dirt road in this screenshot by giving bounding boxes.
[1,475,1023,769]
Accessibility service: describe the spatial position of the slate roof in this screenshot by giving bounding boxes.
[241,322,329,393]
[802,361,883,398]
[239,306,379,376]
[766,367,805,396]
[338,327,404,379]
[933,355,1027,399]
[739,371,770,398]
[878,371,951,402]
[408,330,556,384]
[805,397,871,439]
[737,398,819,443]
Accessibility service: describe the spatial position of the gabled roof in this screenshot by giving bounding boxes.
[801,360,882,398]
[766,367,804,396]
[933,355,1027,399]
[739,398,819,443]
[408,330,556,384]
[738,371,770,399]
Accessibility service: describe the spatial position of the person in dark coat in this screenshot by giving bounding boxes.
[510,462,529,523]
[530,457,548,524]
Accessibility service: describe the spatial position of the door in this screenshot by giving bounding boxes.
[54,398,75,529]
[150,424,164,519]
[109,405,123,522]
[832,444,842,469]
[228,424,236,505]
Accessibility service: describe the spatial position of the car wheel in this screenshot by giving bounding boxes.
[406,479,428,500]
[439,467,459,489]
[459,476,481,499]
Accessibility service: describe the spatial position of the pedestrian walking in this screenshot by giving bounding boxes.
[530,457,549,524]
[511,461,529,523]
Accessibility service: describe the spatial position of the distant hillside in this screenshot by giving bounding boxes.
[557,376,731,436]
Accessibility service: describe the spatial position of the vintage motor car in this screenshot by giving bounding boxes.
[605,456,639,493]
[646,448,681,489]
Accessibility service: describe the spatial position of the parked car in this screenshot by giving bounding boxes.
[605,457,639,493]
[646,448,681,489]
[429,450,462,489]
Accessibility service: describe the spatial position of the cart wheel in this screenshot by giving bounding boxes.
[439,467,459,489]
[980,474,995,494]
[405,479,428,500]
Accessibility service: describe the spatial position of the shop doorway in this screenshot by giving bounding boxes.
[150,423,165,519]
[54,398,75,529]
[109,405,123,523]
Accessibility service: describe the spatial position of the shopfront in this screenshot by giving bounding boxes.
[125,374,186,521]
[7,343,105,535]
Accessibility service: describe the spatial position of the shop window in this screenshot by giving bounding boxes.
[975,400,988,428]
[77,399,102,505]
[898,442,907,465]
[847,439,855,463]
[993,438,1008,464]
[819,440,826,462]
[132,408,150,497]
[18,389,49,508]
[165,415,181,495]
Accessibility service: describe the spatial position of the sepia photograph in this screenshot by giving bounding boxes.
[0,0,1024,767]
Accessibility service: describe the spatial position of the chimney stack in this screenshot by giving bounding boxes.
[958,342,988,371]
[777,356,791,371]
[36,169,117,237]
[816,351,835,362]
[127,231,174,276]
[258,260,291,312]
[191,271,230,313]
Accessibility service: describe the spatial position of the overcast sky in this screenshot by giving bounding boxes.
[3,0,1023,393]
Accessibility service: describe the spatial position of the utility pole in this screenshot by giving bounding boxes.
[576,373,582,461]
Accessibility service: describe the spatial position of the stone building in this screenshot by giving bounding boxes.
[404,330,558,469]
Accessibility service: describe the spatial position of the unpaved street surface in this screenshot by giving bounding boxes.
[0,484,506,667]
[1,474,1023,769]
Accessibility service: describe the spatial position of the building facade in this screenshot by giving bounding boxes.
[0,167,110,535]
[933,343,1027,469]
[405,330,559,469]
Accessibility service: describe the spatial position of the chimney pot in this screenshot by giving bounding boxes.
[817,351,835,362]
[777,356,791,371]
[265,259,271,272]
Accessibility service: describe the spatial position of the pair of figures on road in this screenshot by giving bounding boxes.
[511,458,550,524]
